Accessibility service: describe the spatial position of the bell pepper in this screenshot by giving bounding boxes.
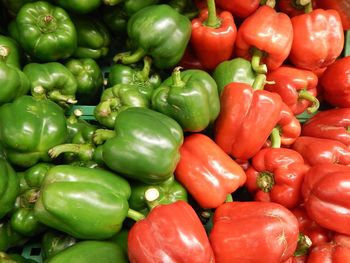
[102,5,128,35]
[2,0,36,17]
[175,133,246,209]
[265,66,319,115]
[215,0,260,18]
[41,230,77,260]
[289,9,344,71]
[302,108,350,146]
[315,0,350,30]
[278,0,315,17]
[209,201,299,263]
[65,58,103,105]
[107,229,129,257]
[128,201,215,263]
[235,5,294,72]
[15,1,77,62]
[177,46,205,70]
[71,15,111,59]
[55,0,101,14]
[152,67,220,132]
[292,136,350,166]
[23,62,78,107]
[0,35,21,68]
[320,56,350,108]
[122,0,161,16]
[0,252,36,263]
[0,95,68,168]
[245,148,309,209]
[302,164,350,235]
[0,221,27,252]
[45,240,128,263]
[129,175,187,215]
[113,4,191,69]
[190,0,237,70]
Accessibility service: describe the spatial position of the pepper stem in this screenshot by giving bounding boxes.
[296,0,311,5]
[298,89,320,114]
[127,208,146,222]
[93,129,116,145]
[48,143,94,161]
[251,48,268,74]
[113,48,147,65]
[171,67,185,88]
[304,2,313,13]
[269,127,281,148]
[204,0,221,28]
[294,233,312,256]
[225,194,233,202]
[48,90,77,105]
[0,46,9,59]
[138,56,152,80]
[260,0,276,8]
[252,74,267,90]
[145,188,161,210]
[256,171,275,192]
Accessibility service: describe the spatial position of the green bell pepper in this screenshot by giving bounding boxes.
[0,96,68,167]
[212,57,257,95]
[23,62,78,106]
[123,0,161,16]
[152,67,220,132]
[65,58,103,105]
[0,35,21,68]
[71,15,111,59]
[46,240,128,263]
[114,4,191,69]
[0,252,36,263]
[102,5,128,35]
[0,221,28,252]
[15,1,77,62]
[1,0,36,17]
[107,229,128,257]
[42,230,77,260]
[54,0,102,14]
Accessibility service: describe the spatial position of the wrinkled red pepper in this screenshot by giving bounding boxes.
[289,9,344,71]
[215,0,260,18]
[128,201,215,263]
[302,164,350,236]
[209,202,299,263]
[265,66,319,115]
[245,148,309,209]
[175,133,246,209]
[315,0,350,30]
[235,5,293,72]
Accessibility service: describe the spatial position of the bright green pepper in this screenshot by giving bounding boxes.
[54,0,102,14]
[23,62,78,106]
[152,67,220,132]
[15,1,77,62]
[0,221,28,252]
[42,230,77,260]
[114,4,191,69]
[0,96,68,168]
[65,58,103,105]
[0,35,21,68]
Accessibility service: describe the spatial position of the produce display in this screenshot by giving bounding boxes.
[0,0,349,262]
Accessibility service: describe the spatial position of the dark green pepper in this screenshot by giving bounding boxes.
[0,35,21,68]
[0,221,28,252]
[102,5,128,35]
[107,229,128,257]
[54,0,102,14]
[42,230,77,260]
[152,67,220,132]
[0,252,36,263]
[123,0,161,16]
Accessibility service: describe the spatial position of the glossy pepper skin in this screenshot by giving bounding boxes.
[216,0,260,18]
[175,133,246,209]
[15,1,77,62]
[41,230,76,260]
[315,0,350,30]
[265,66,319,115]
[55,0,101,14]
[292,136,350,166]
[0,35,21,68]
[245,148,309,209]
[34,165,131,239]
[302,164,350,236]
[289,9,344,71]
[320,56,350,108]
[128,201,215,263]
[209,202,299,263]
[0,96,68,168]
[114,4,191,69]
[214,82,283,160]
[152,67,220,132]
[235,5,294,71]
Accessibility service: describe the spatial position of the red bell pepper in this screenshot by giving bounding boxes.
[315,0,350,30]
[289,9,344,71]
[215,0,260,18]
[284,255,308,263]
[320,56,350,108]
[245,148,309,209]
[235,5,293,72]
[128,201,215,263]
[191,0,237,70]
[178,46,205,70]
[174,133,246,209]
[209,201,299,263]
[302,108,350,147]
[278,0,316,17]
[302,164,350,235]
[265,66,319,115]
[292,136,350,166]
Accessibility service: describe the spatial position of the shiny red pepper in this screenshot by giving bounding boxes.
[245,148,309,209]
[302,164,350,236]
[315,0,350,30]
[276,103,302,146]
[190,0,237,70]
[128,201,215,263]
[289,9,344,71]
[292,136,350,166]
[235,5,293,72]
[209,202,299,263]
[175,133,246,209]
[265,66,319,115]
[215,0,260,18]
[320,56,350,108]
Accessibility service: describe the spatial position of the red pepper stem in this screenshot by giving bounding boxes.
[260,0,276,8]
[295,0,311,5]
[138,56,152,80]
[304,2,313,13]
[270,127,281,148]
[127,208,146,222]
[251,48,268,74]
[171,67,185,88]
[93,129,116,145]
[256,171,275,192]
[294,233,312,256]
[252,74,267,90]
[225,194,233,202]
[204,0,221,28]
[113,47,146,65]
[298,89,320,114]
[48,143,95,161]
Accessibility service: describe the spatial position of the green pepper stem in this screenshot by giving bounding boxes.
[127,208,146,222]
[256,171,275,192]
[48,143,94,161]
[252,74,267,90]
[294,233,312,257]
[269,127,281,148]
[296,0,311,5]
[260,0,276,8]
[298,89,320,114]
[225,194,233,202]
[145,188,161,210]
[0,46,9,59]
[48,90,77,105]
[251,48,268,74]
[204,0,221,28]
[171,67,185,88]
[113,48,147,65]
[138,56,152,80]
[93,129,116,145]
[304,2,313,13]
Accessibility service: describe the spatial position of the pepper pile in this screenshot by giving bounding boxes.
[0,0,349,262]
